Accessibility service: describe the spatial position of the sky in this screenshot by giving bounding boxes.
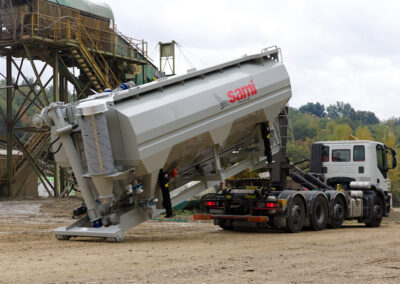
[1,0,399,120]
[107,0,400,120]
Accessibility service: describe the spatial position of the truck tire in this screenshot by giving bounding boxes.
[310,195,328,231]
[329,196,345,229]
[286,195,305,233]
[365,196,383,228]
[214,219,234,230]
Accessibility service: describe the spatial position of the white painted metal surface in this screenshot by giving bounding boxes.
[41,47,293,241]
[319,140,390,192]
[107,48,291,175]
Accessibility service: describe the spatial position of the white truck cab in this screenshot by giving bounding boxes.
[311,140,397,192]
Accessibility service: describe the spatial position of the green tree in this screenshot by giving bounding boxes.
[331,123,352,140]
[327,101,356,120]
[383,130,396,148]
[286,139,312,163]
[355,126,374,140]
[355,110,379,125]
[370,124,386,142]
[299,102,326,118]
[291,113,319,141]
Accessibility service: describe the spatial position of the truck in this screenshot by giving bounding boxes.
[197,139,396,232]
[33,46,396,241]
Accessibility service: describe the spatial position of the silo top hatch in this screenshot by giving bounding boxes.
[42,0,114,21]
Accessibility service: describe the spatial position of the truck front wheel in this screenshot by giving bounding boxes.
[365,196,383,228]
[286,195,305,233]
[329,196,345,229]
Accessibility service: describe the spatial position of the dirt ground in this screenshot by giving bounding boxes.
[1,198,400,284]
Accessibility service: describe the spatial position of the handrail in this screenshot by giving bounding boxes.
[77,22,120,88]
[0,12,149,63]
[74,25,112,90]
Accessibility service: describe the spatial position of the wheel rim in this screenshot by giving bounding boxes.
[373,204,382,219]
[333,202,344,221]
[291,204,302,224]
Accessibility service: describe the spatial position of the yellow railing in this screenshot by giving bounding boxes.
[75,20,119,89]
[0,12,149,62]
[0,11,153,89]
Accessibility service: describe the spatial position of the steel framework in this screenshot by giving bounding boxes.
[0,0,157,197]
[159,41,176,76]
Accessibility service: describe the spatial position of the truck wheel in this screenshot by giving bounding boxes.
[329,196,345,229]
[286,195,305,233]
[215,219,234,230]
[366,196,383,228]
[310,195,328,231]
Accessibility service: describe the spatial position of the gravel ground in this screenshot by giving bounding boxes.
[1,198,400,284]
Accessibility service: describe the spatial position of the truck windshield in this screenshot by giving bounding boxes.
[353,145,365,161]
[332,149,351,162]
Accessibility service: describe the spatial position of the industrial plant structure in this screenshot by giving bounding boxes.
[0,0,158,196]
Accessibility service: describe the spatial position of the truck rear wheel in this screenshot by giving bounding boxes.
[310,195,328,231]
[286,195,305,233]
[329,196,345,229]
[365,196,383,228]
[215,219,234,230]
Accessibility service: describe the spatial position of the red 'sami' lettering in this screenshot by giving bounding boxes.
[227,80,257,103]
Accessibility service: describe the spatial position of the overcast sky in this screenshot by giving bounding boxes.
[1,0,398,120]
[108,0,400,120]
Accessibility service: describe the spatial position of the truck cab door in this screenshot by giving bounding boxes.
[376,144,390,191]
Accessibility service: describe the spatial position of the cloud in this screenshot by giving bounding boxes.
[2,0,399,120]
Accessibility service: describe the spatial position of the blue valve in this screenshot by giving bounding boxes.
[93,219,103,228]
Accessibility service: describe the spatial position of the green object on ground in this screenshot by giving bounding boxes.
[173,200,188,210]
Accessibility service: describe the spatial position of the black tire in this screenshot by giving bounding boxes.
[286,195,305,233]
[215,219,234,230]
[310,195,329,231]
[329,196,345,229]
[365,196,383,228]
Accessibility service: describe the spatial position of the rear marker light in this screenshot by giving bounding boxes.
[205,201,218,207]
[255,202,279,209]
[266,202,278,208]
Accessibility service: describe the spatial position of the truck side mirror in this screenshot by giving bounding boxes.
[386,147,397,170]
[391,148,397,169]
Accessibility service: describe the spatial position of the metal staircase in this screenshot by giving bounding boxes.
[71,49,103,93]
[73,22,120,92]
